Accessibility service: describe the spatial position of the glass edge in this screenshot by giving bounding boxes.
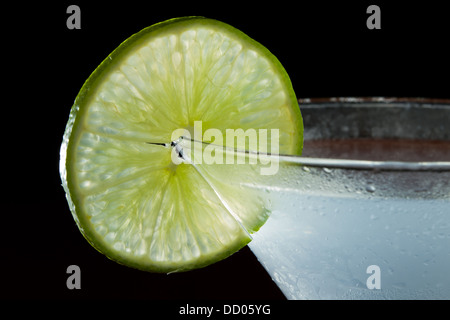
[287,156,450,172]
[298,97,450,105]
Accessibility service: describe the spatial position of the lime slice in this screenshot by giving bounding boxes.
[60,17,303,272]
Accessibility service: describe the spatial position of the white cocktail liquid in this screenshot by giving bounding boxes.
[249,190,450,300]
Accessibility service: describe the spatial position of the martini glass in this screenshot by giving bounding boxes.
[178,97,450,299]
[246,97,450,300]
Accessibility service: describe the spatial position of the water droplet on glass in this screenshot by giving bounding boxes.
[323,167,332,174]
[302,166,310,172]
[366,185,376,193]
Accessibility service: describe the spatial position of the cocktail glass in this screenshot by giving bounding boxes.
[245,97,450,299]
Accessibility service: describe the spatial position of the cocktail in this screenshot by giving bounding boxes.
[59,18,450,299]
[247,97,450,299]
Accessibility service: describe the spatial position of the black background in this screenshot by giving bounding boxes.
[3,0,449,305]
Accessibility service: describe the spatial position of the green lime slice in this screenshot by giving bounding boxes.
[60,16,303,272]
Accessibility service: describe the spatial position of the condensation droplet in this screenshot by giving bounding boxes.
[366,185,376,193]
[323,167,332,174]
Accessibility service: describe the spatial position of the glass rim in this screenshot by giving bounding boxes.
[296,97,450,171]
[298,96,450,105]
